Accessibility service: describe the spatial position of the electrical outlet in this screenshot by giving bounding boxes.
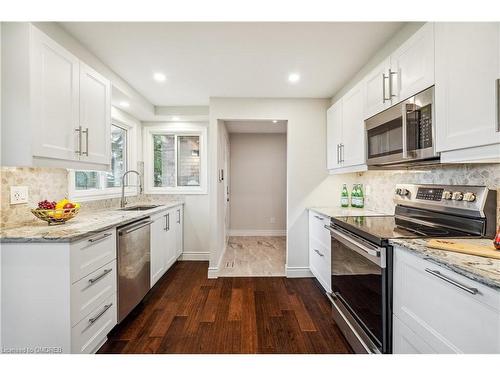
[270,217,276,224]
[365,185,371,196]
[10,186,29,205]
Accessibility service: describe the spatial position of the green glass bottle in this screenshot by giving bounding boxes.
[341,184,349,207]
[351,184,358,208]
[358,184,365,208]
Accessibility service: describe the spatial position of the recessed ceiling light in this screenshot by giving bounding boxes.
[272,120,278,123]
[119,101,130,108]
[153,72,166,82]
[288,73,300,83]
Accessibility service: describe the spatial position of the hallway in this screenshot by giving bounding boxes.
[219,236,286,277]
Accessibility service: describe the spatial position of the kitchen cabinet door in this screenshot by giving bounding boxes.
[31,26,80,161]
[174,207,184,258]
[341,82,366,168]
[164,210,177,269]
[393,246,500,354]
[150,213,167,286]
[435,22,500,153]
[364,58,391,119]
[326,100,342,170]
[79,62,111,165]
[390,22,434,103]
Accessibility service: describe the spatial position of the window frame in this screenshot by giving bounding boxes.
[143,122,207,195]
[68,115,138,201]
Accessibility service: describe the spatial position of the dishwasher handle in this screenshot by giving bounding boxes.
[118,219,152,235]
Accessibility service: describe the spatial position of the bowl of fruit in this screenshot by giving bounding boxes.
[31,198,81,225]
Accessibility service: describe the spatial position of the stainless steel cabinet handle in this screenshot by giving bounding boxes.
[382,73,390,103]
[336,144,340,164]
[88,303,113,326]
[389,68,398,98]
[88,232,112,243]
[340,144,344,163]
[313,249,324,257]
[75,126,82,155]
[166,213,170,231]
[314,215,324,221]
[88,268,112,284]
[496,78,500,132]
[164,214,168,231]
[177,209,180,224]
[424,268,479,295]
[82,127,89,156]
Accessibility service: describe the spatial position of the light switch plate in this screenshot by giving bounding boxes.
[10,186,29,204]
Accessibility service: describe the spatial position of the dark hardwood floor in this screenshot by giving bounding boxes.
[98,261,352,354]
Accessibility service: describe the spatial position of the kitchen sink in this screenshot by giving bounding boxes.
[119,204,161,211]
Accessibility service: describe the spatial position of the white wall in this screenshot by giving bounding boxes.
[209,98,339,277]
[229,132,287,234]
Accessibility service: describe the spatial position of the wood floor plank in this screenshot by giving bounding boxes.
[97,261,352,354]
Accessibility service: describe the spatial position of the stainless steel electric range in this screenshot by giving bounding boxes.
[325,184,497,354]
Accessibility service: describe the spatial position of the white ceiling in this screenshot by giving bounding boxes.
[225,120,287,134]
[59,22,404,106]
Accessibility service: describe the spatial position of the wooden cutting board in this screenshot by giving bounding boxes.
[426,239,500,260]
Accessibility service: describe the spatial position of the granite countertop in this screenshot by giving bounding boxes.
[0,201,184,243]
[308,206,389,218]
[390,238,500,290]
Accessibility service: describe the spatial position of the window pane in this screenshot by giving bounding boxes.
[106,125,127,188]
[75,171,100,190]
[177,136,200,187]
[153,134,176,187]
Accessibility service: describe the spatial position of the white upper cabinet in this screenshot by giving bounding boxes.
[364,58,391,119]
[435,22,500,160]
[364,24,435,120]
[327,82,367,174]
[79,62,111,165]
[31,27,80,162]
[341,83,366,167]
[326,100,342,170]
[390,22,435,103]
[1,23,111,170]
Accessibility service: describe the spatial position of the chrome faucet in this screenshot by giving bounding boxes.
[121,170,142,208]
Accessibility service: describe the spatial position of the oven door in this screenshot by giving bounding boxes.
[327,225,391,353]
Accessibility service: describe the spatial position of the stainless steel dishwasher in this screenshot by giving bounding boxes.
[117,217,152,323]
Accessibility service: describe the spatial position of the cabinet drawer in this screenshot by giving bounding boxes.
[309,237,331,292]
[70,230,116,283]
[309,211,330,247]
[394,246,500,353]
[71,260,117,326]
[71,293,116,354]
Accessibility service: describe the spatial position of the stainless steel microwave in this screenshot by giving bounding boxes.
[365,86,438,166]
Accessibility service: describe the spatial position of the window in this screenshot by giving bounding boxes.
[70,120,136,200]
[144,123,207,194]
[107,125,127,188]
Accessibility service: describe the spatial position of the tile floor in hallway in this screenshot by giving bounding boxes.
[219,236,286,277]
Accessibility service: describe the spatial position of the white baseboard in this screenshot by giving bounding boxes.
[207,240,228,279]
[286,266,313,278]
[228,229,286,237]
[179,251,210,261]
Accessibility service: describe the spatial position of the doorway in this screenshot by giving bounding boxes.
[218,120,287,277]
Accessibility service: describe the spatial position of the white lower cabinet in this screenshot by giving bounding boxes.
[1,229,117,353]
[150,205,184,287]
[308,210,332,293]
[393,246,500,354]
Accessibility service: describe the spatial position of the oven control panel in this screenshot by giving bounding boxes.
[416,187,443,201]
[393,184,492,216]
